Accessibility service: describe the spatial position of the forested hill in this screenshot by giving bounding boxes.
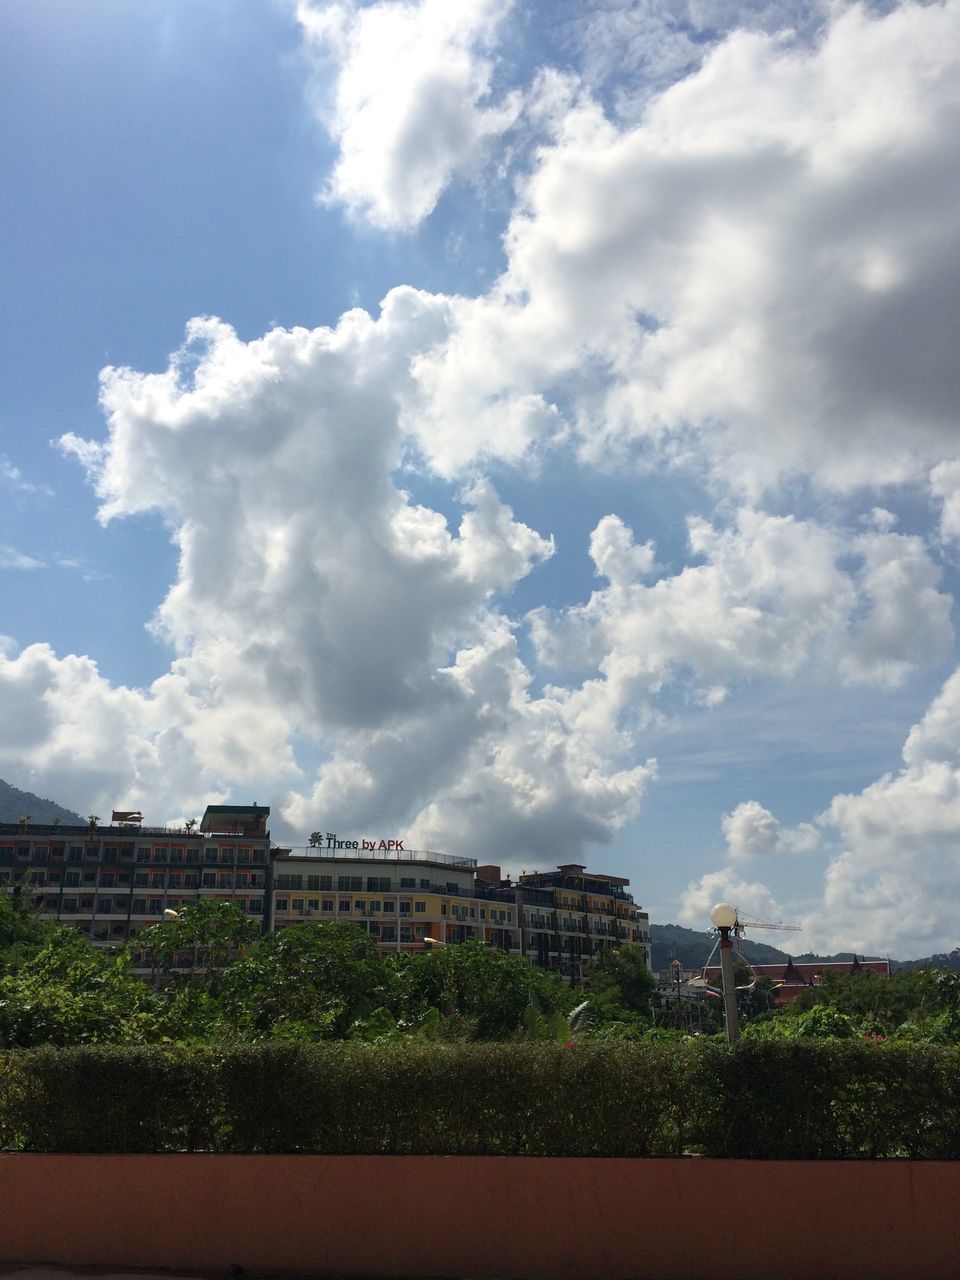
[649,922,790,972]
[0,778,84,826]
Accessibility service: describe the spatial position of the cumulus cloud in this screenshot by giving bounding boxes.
[528,509,952,705]
[50,306,655,858]
[679,868,785,931]
[406,0,960,490]
[722,799,818,860]
[298,0,520,229]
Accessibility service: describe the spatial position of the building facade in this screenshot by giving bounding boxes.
[1,802,650,981]
[0,804,274,945]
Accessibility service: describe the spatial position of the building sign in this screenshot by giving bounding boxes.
[309,831,405,852]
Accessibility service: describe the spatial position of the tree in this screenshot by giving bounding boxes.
[216,921,389,1040]
[0,929,162,1047]
[392,939,570,1040]
[130,899,260,980]
[584,944,657,1019]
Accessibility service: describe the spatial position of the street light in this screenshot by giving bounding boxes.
[710,902,739,1044]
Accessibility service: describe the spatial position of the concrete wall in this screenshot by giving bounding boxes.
[1,1154,958,1279]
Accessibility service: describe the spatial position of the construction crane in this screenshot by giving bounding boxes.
[734,911,802,937]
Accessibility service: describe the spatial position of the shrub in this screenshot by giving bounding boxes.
[1,1039,957,1157]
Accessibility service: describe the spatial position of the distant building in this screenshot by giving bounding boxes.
[0,803,274,947]
[1,805,649,983]
[704,956,892,1005]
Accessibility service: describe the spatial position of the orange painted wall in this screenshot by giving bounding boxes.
[1,1154,958,1279]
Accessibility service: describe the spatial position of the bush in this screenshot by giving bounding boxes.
[1,1039,957,1157]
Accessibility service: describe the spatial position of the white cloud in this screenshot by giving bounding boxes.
[528,509,952,705]
[679,868,785,931]
[298,0,520,229]
[406,0,960,491]
[50,305,652,859]
[0,455,52,497]
[930,459,960,543]
[0,545,44,570]
[722,799,819,860]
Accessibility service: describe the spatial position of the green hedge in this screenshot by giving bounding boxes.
[1,1040,958,1157]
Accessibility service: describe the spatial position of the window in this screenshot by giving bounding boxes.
[83,871,97,884]
[470,907,476,919]
[400,877,415,889]
[354,899,366,913]
[308,899,319,911]
[252,851,266,864]
[414,900,426,913]
[80,896,94,910]
[480,909,486,920]
[367,876,391,892]
[171,848,184,864]
[97,898,113,913]
[133,872,148,887]
[322,898,334,912]
[250,873,264,888]
[48,870,62,884]
[168,873,182,888]
[204,848,218,864]
[62,897,77,912]
[132,898,147,914]
[220,847,235,863]
[382,925,396,942]
[153,847,166,862]
[68,847,83,862]
[151,873,164,888]
[219,874,233,889]
[441,903,448,916]
[383,900,395,911]
[307,875,320,891]
[415,925,428,938]
[202,872,216,887]
[185,873,199,888]
[117,872,131,886]
[399,900,411,914]
[238,848,250,863]
[248,900,262,914]
[420,879,431,891]
[275,898,288,912]
[400,925,412,943]
[319,875,332,890]
[369,900,381,913]
[338,899,350,912]
[0,872,8,885]
[292,899,304,912]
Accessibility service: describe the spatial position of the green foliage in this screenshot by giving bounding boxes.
[2,1039,957,1157]
[216,921,388,1040]
[0,932,162,1048]
[130,898,260,978]
[390,938,570,1040]
[584,944,656,1020]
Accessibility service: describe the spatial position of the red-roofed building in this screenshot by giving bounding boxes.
[704,956,891,1005]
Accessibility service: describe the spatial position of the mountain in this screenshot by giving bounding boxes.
[0,778,84,827]
[649,922,791,973]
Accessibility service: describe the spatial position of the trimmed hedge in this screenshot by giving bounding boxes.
[1,1040,958,1157]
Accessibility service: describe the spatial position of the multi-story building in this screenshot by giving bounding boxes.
[474,862,651,983]
[271,847,511,952]
[1,801,649,983]
[0,803,274,945]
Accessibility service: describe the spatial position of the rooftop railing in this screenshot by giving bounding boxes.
[281,846,477,869]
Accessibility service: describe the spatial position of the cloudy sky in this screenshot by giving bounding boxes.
[2,0,960,958]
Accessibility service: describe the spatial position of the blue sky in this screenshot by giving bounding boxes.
[2,0,960,957]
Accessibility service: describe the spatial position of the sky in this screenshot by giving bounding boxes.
[2,0,960,958]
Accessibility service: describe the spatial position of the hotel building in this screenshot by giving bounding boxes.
[0,803,651,979]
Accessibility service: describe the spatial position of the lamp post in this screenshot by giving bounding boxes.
[710,902,739,1044]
